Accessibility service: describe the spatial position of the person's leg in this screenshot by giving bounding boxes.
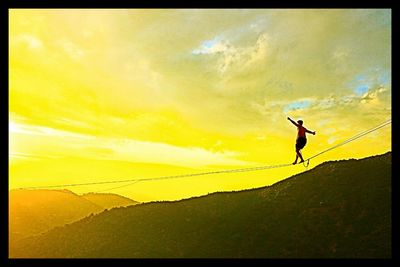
[298,149,304,163]
[293,148,299,164]
[293,153,298,164]
[297,138,306,163]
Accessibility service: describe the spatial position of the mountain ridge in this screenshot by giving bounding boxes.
[9,189,139,243]
[10,152,391,258]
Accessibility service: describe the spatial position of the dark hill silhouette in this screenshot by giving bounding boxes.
[9,189,139,244]
[10,152,391,258]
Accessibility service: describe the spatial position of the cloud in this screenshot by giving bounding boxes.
[108,138,250,168]
[251,83,390,123]
[9,119,91,139]
[9,9,391,153]
[192,37,225,55]
[57,39,85,61]
[10,152,61,161]
[251,98,315,117]
[11,34,43,50]
[284,99,312,112]
[9,120,253,168]
[192,33,269,74]
[360,86,388,104]
[327,136,339,145]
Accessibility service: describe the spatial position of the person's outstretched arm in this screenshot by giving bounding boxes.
[305,128,316,135]
[287,117,299,127]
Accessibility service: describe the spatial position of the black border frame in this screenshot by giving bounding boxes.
[3,1,396,266]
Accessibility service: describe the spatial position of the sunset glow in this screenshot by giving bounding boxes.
[9,9,391,202]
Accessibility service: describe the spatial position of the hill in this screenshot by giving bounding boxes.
[9,189,139,243]
[81,192,139,209]
[10,152,391,258]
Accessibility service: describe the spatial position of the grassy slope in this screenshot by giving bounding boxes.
[10,152,391,258]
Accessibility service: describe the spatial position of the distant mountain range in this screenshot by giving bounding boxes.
[9,189,139,243]
[9,152,391,258]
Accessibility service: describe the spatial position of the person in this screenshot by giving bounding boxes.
[287,117,316,165]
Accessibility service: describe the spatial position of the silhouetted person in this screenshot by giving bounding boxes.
[287,117,316,165]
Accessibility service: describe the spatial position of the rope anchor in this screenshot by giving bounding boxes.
[302,159,310,168]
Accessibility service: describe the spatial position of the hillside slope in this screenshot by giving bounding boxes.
[9,189,104,242]
[10,152,391,258]
[9,189,139,243]
[81,193,139,209]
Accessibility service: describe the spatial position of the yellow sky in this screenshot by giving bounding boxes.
[9,9,391,202]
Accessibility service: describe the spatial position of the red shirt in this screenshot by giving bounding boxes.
[297,125,307,138]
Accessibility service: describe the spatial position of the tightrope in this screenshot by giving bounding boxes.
[16,118,391,191]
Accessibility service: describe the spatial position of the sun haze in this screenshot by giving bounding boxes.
[9,9,391,202]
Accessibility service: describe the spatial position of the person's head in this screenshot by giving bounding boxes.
[297,120,303,125]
